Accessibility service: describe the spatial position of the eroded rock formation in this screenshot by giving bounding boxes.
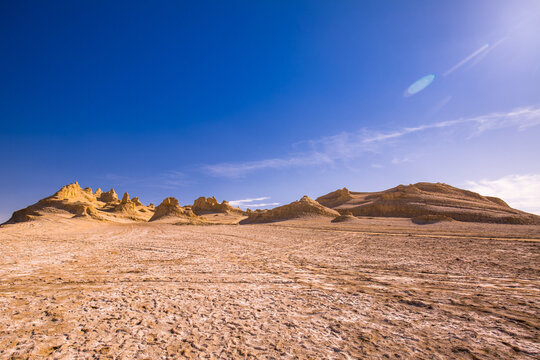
[241,196,339,224]
[3,182,153,224]
[316,182,540,225]
[191,196,243,215]
[149,197,200,222]
[99,189,118,203]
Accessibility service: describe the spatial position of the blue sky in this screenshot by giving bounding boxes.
[1,0,540,221]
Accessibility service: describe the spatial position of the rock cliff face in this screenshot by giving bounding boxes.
[241,196,339,224]
[191,196,244,215]
[316,182,540,225]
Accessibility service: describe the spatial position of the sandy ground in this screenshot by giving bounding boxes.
[0,217,539,359]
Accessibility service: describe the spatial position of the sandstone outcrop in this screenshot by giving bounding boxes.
[3,182,154,224]
[55,182,96,202]
[149,197,202,223]
[241,196,339,224]
[316,182,540,225]
[121,192,130,203]
[5,181,539,226]
[191,196,243,215]
[316,187,353,208]
[99,189,118,203]
[4,182,103,223]
[114,192,137,214]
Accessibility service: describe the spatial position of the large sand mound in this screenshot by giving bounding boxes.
[191,196,244,215]
[241,196,339,224]
[316,182,540,225]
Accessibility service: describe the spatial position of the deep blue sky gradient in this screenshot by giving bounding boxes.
[1,1,540,220]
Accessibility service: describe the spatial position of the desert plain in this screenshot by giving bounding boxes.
[1,214,539,359]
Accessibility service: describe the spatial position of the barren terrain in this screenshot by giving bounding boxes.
[0,217,539,359]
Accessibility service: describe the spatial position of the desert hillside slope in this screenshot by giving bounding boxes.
[149,197,206,224]
[3,182,154,224]
[316,182,540,225]
[241,195,339,224]
[4,181,539,226]
[2,182,246,226]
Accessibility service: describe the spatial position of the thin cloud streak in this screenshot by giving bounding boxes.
[228,197,270,206]
[103,170,190,190]
[229,197,279,209]
[244,202,280,208]
[203,106,540,178]
[443,43,489,77]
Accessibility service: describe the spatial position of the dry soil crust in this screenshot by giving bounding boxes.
[0,219,539,359]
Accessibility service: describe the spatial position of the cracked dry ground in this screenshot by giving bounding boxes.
[0,221,539,359]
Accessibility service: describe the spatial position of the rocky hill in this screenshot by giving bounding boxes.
[241,196,339,224]
[4,181,539,226]
[191,196,244,215]
[3,182,153,224]
[149,197,203,223]
[316,182,540,225]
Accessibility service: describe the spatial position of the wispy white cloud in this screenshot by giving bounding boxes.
[244,202,280,208]
[155,171,189,189]
[229,197,279,209]
[203,105,540,178]
[203,153,334,178]
[465,174,540,215]
[103,170,190,189]
[229,197,270,206]
[391,157,410,165]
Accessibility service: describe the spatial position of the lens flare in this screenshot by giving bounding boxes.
[405,74,435,96]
